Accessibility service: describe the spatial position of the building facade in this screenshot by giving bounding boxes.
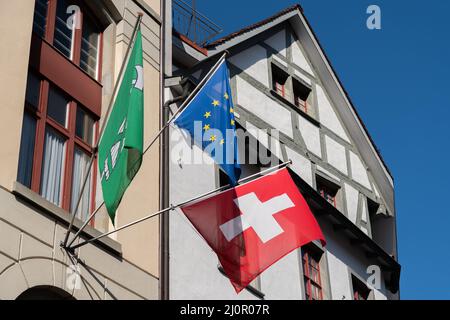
[166,4,400,300]
[0,0,162,299]
[0,1,400,300]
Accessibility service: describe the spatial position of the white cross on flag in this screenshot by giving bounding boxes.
[180,168,326,293]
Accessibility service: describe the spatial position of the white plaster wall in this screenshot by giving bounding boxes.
[325,136,348,175]
[245,121,281,160]
[326,250,352,300]
[236,76,293,138]
[169,127,258,299]
[265,30,286,57]
[316,165,340,183]
[285,146,313,186]
[272,54,288,69]
[291,36,314,75]
[316,85,350,143]
[323,223,392,300]
[261,250,303,299]
[344,183,359,224]
[229,45,269,88]
[349,151,372,190]
[294,69,312,85]
[298,115,322,158]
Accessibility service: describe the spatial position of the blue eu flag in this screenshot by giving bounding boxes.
[174,58,241,184]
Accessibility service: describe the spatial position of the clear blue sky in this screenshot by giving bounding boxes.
[191,0,450,299]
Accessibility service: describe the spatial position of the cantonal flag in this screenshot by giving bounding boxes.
[180,168,326,293]
[98,29,144,224]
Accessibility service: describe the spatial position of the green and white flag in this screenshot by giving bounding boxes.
[98,29,144,224]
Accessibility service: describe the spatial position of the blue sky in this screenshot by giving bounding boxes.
[192,0,450,299]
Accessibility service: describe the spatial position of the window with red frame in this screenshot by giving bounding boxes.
[293,78,311,115]
[17,0,103,221]
[302,247,323,300]
[352,275,371,300]
[33,0,101,79]
[316,176,339,208]
[271,64,288,98]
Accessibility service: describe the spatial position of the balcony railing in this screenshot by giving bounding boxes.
[172,0,222,46]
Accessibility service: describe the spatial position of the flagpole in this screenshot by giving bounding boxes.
[65,51,229,248]
[68,160,292,251]
[62,13,144,249]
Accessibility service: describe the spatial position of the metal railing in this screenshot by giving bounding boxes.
[172,0,222,46]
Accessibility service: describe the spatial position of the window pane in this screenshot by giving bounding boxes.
[17,112,37,188]
[71,147,92,220]
[80,16,99,78]
[54,0,74,59]
[76,107,95,145]
[33,0,48,38]
[47,86,69,127]
[40,127,66,206]
[25,72,41,108]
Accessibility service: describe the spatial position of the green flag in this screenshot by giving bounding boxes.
[98,29,144,224]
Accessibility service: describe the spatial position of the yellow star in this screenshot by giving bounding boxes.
[210,135,216,142]
[212,100,220,107]
[203,124,210,131]
[224,92,229,100]
[230,107,234,113]
[231,119,235,126]
[204,111,211,119]
[220,139,225,145]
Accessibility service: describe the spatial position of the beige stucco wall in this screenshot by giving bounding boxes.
[0,186,158,300]
[0,1,34,191]
[0,0,162,299]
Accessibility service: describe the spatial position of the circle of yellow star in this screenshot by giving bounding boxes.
[220,139,225,145]
[231,119,235,126]
[212,100,220,107]
[230,107,234,113]
[203,124,210,131]
[224,93,229,100]
[209,135,216,142]
[204,111,211,119]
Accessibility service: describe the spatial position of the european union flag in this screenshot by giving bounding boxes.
[174,58,241,184]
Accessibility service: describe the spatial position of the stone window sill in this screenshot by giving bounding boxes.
[12,181,122,256]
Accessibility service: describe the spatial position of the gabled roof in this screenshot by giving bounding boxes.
[173,4,396,216]
[206,4,303,48]
[202,4,395,208]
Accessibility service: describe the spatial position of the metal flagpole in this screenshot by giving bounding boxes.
[68,160,292,251]
[65,51,228,248]
[61,13,144,249]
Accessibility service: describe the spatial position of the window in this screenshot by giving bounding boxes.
[316,176,339,208]
[302,246,323,300]
[17,75,98,220]
[33,0,48,38]
[293,78,312,116]
[271,64,289,99]
[32,0,102,80]
[19,0,103,221]
[352,275,371,300]
[271,63,316,119]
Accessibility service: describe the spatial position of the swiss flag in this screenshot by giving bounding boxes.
[180,168,326,293]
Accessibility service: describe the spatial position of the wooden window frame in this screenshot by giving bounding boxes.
[302,248,323,300]
[352,275,371,300]
[39,0,103,81]
[271,63,289,99]
[316,175,340,209]
[21,0,104,223]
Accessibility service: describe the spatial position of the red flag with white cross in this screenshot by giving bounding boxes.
[180,168,326,293]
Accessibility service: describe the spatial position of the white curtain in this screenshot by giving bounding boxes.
[40,128,65,206]
[17,113,36,187]
[71,148,91,220]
